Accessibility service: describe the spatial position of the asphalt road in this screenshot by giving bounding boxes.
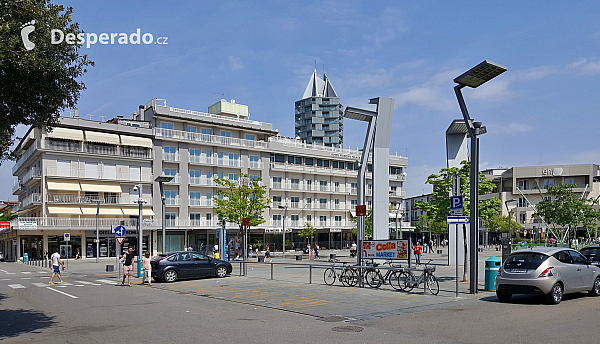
[2,255,600,344]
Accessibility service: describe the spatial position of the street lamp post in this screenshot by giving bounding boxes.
[278,205,288,255]
[454,60,507,294]
[95,198,104,263]
[155,176,174,254]
[133,184,145,278]
[505,199,517,243]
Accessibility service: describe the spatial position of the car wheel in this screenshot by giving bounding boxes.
[163,269,178,283]
[216,266,227,278]
[496,291,512,302]
[589,277,600,296]
[546,282,563,305]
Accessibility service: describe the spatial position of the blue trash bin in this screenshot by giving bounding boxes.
[23,253,29,263]
[485,256,502,291]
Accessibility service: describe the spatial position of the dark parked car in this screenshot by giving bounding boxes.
[580,245,600,266]
[151,251,232,283]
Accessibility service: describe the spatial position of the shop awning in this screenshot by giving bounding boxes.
[47,205,82,215]
[350,210,356,217]
[142,208,155,216]
[46,127,84,141]
[121,207,155,216]
[47,180,81,191]
[120,135,153,148]
[80,181,122,193]
[85,131,120,145]
[80,206,100,215]
[99,207,123,215]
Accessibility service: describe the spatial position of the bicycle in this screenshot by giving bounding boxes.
[363,259,404,290]
[323,259,358,287]
[397,259,439,295]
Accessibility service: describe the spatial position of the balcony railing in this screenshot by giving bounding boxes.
[189,177,214,186]
[45,194,153,205]
[45,167,153,182]
[164,197,181,206]
[162,153,181,162]
[189,199,213,207]
[155,127,268,150]
[23,168,42,184]
[11,217,159,229]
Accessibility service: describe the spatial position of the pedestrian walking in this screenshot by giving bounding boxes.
[314,244,320,259]
[120,247,136,287]
[142,251,152,286]
[48,248,66,284]
[413,241,423,266]
[265,244,271,262]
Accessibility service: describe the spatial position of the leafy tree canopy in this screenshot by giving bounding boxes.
[213,174,270,230]
[1,0,94,162]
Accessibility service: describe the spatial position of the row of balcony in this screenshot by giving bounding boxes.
[45,167,153,182]
[6,217,353,231]
[271,201,355,211]
[13,140,153,174]
[155,127,269,150]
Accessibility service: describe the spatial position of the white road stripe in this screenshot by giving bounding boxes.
[21,278,32,280]
[46,287,78,299]
[76,280,101,286]
[32,283,48,287]
[8,284,26,289]
[1,278,12,281]
[21,272,32,274]
[96,279,118,285]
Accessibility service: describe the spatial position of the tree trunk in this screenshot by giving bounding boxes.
[462,223,469,282]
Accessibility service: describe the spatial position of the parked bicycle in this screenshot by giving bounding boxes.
[323,259,358,287]
[363,259,404,290]
[397,259,439,295]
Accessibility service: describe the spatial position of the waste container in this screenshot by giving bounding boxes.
[329,254,336,260]
[23,253,28,263]
[258,256,264,262]
[423,244,428,253]
[295,255,302,261]
[106,265,114,272]
[484,256,502,291]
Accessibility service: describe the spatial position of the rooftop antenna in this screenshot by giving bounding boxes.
[100,116,106,122]
[87,114,93,120]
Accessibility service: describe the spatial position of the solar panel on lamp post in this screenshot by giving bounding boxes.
[454,60,506,295]
[155,175,174,254]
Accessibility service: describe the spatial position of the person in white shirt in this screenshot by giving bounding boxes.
[49,248,66,285]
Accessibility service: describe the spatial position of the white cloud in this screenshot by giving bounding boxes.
[569,58,600,74]
[229,56,244,70]
[487,122,533,135]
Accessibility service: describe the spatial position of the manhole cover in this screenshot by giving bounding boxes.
[332,326,363,333]
[319,316,346,322]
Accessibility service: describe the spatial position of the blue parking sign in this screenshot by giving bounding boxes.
[450,196,463,215]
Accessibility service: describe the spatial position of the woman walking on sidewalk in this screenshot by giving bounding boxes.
[413,241,423,266]
[142,251,152,286]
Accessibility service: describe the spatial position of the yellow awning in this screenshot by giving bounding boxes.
[85,131,120,145]
[121,207,139,215]
[80,181,122,193]
[46,127,84,141]
[120,135,153,148]
[143,208,155,216]
[47,205,82,215]
[47,180,81,191]
[80,206,99,215]
[99,207,123,215]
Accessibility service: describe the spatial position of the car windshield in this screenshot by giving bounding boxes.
[580,248,600,260]
[504,252,549,269]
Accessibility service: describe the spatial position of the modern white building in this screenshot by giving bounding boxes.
[1,98,407,261]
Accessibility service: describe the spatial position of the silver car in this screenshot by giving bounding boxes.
[496,247,600,304]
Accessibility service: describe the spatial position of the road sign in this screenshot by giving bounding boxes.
[450,196,463,216]
[64,233,70,241]
[447,216,469,224]
[356,205,367,216]
[0,221,10,229]
[114,225,126,237]
[242,218,249,226]
[116,237,125,245]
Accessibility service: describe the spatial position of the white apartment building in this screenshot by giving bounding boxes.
[1,98,407,261]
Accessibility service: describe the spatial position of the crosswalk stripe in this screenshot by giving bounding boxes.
[21,272,32,274]
[1,278,12,281]
[33,283,48,287]
[21,278,32,280]
[8,284,26,289]
[76,280,101,286]
[96,279,118,285]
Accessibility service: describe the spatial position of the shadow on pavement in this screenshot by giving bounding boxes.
[479,292,588,305]
[0,293,56,340]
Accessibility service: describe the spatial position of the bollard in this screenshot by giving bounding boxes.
[296,255,302,261]
[309,265,312,284]
[270,263,273,280]
[329,253,336,260]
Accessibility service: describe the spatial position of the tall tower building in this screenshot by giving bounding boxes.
[295,70,343,147]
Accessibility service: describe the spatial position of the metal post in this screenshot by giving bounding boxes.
[456,224,459,298]
[282,206,287,256]
[137,184,143,278]
[309,264,312,284]
[96,200,100,263]
[470,136,479,293]
[395,206,399,240]
[160,181,166,254]
[270,262,273,280]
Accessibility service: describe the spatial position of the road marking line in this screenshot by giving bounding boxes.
[46,287,78,299]
[32,283,48,287]
[76,280,101,286]
[21,278,32,280]
[1,278,11,281]
[74,285,85,287]
[8,284,26,289]
[21,272,32,274]
[96,279,118,285]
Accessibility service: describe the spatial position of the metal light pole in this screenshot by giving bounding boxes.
[155,176,174,254]
[454,60,507,294]
[505,199,516,243]
[278,205,288,255]
[134,184,145,278]
[95,199,103,263]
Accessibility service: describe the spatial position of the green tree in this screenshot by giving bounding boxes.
[213,173,270,233]
[298,222,316,252]
[536,183,600,243]
[0,0,94,162]
[485,215,522,233]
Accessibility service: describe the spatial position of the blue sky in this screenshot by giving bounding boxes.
[4,0,600,200]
